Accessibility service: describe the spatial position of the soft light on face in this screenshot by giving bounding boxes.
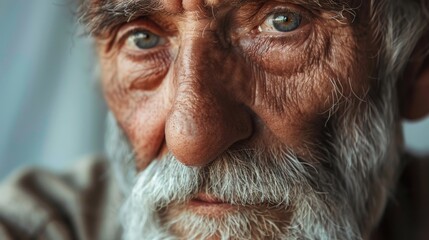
[96,0,406,239]
[99,0,373,168]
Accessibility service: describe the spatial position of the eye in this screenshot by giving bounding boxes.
[125,30,165,50]
[259,12,302,33]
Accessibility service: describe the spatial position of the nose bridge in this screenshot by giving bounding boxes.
[173,20,238,113]
[173,17,242,99]
[176,34,222,99]
[165,33,252,166]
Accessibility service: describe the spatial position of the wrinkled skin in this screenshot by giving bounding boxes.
[94,0,412,239]
[98,0,374,169]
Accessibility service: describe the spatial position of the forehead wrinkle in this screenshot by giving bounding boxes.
[82,0,355,36]
[79,0,163,36]
[102,0,163,16]
[277,0,354,10]
[91,0,351,16]
[208,0,356,19]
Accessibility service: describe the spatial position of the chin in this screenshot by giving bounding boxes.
[106,83,402,240]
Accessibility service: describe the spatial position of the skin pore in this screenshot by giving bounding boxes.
[98,0,373,169]
[89,0,428,239]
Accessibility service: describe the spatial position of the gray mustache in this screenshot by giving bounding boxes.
[131,148,323,208]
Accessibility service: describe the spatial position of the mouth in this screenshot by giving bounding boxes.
[192,193,226,204]
[187,193,236,216]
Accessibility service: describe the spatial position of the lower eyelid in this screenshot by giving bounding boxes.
[122,35,169,55]
[121,46,172,64]
[240,23,312,54]
[129,67,168,91]
[117,24,167,48]
[259,4,311,26]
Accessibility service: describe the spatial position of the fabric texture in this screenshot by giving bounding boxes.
[0,155,428,240]
[0,156,121,240]
[372,154,429,240]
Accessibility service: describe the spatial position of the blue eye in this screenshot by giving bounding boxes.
[126,30,161,50]
[272,12,302,32]
[259,12,302,33]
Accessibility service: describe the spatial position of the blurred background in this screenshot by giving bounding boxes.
[0,0,107,179]
[0,0,428,180]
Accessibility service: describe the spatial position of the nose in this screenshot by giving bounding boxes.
[165,36,252,166]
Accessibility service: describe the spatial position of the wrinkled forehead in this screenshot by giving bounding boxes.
[84,0,362,36]
[93,0,358,14]
[137,0,353,12]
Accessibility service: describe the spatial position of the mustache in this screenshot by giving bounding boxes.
[105,112,344,211]
[107,109,363,239]
[128,147,334,209]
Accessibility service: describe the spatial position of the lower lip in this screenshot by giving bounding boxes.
[187,199,236,215]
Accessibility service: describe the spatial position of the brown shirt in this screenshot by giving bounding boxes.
[0,156,122,240]
[0,155,428,240]
[372,154,429,240]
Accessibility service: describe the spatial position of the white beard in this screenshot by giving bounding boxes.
[105,89,401,240]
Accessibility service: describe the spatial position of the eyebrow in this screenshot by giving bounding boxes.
[78,0,162,36]
[78,0,354,37]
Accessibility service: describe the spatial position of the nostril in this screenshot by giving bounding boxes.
[166,41,253,166]
[165,111,222,166]
[165,105,253,167]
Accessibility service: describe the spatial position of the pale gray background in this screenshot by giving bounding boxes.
[0,0,428,179]
[0,0,107,179]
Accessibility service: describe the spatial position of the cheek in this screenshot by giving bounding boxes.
[249,69,332,154]
[122,99,167,169]
[101,52,171,169]
[239,32,311,77]
[242,24,371,154]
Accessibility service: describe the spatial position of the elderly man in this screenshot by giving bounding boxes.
[1,0,429,239]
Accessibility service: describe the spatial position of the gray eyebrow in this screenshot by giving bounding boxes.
[77,0,356,37]
[77,0,250,36]
[78,0,163,36]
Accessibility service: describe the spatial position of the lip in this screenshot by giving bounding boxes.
[193,193,225,204]
[187,193,235,215]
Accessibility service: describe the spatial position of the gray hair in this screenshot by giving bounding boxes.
[100,0,429,239]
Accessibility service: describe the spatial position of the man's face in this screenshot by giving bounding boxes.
[96,0,401,239]
[99,0,374,168]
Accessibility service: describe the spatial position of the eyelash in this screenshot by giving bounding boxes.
[118,28,148,48]
[257,7,310,33]
[112,4,312,56]
[114,18,169,48]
